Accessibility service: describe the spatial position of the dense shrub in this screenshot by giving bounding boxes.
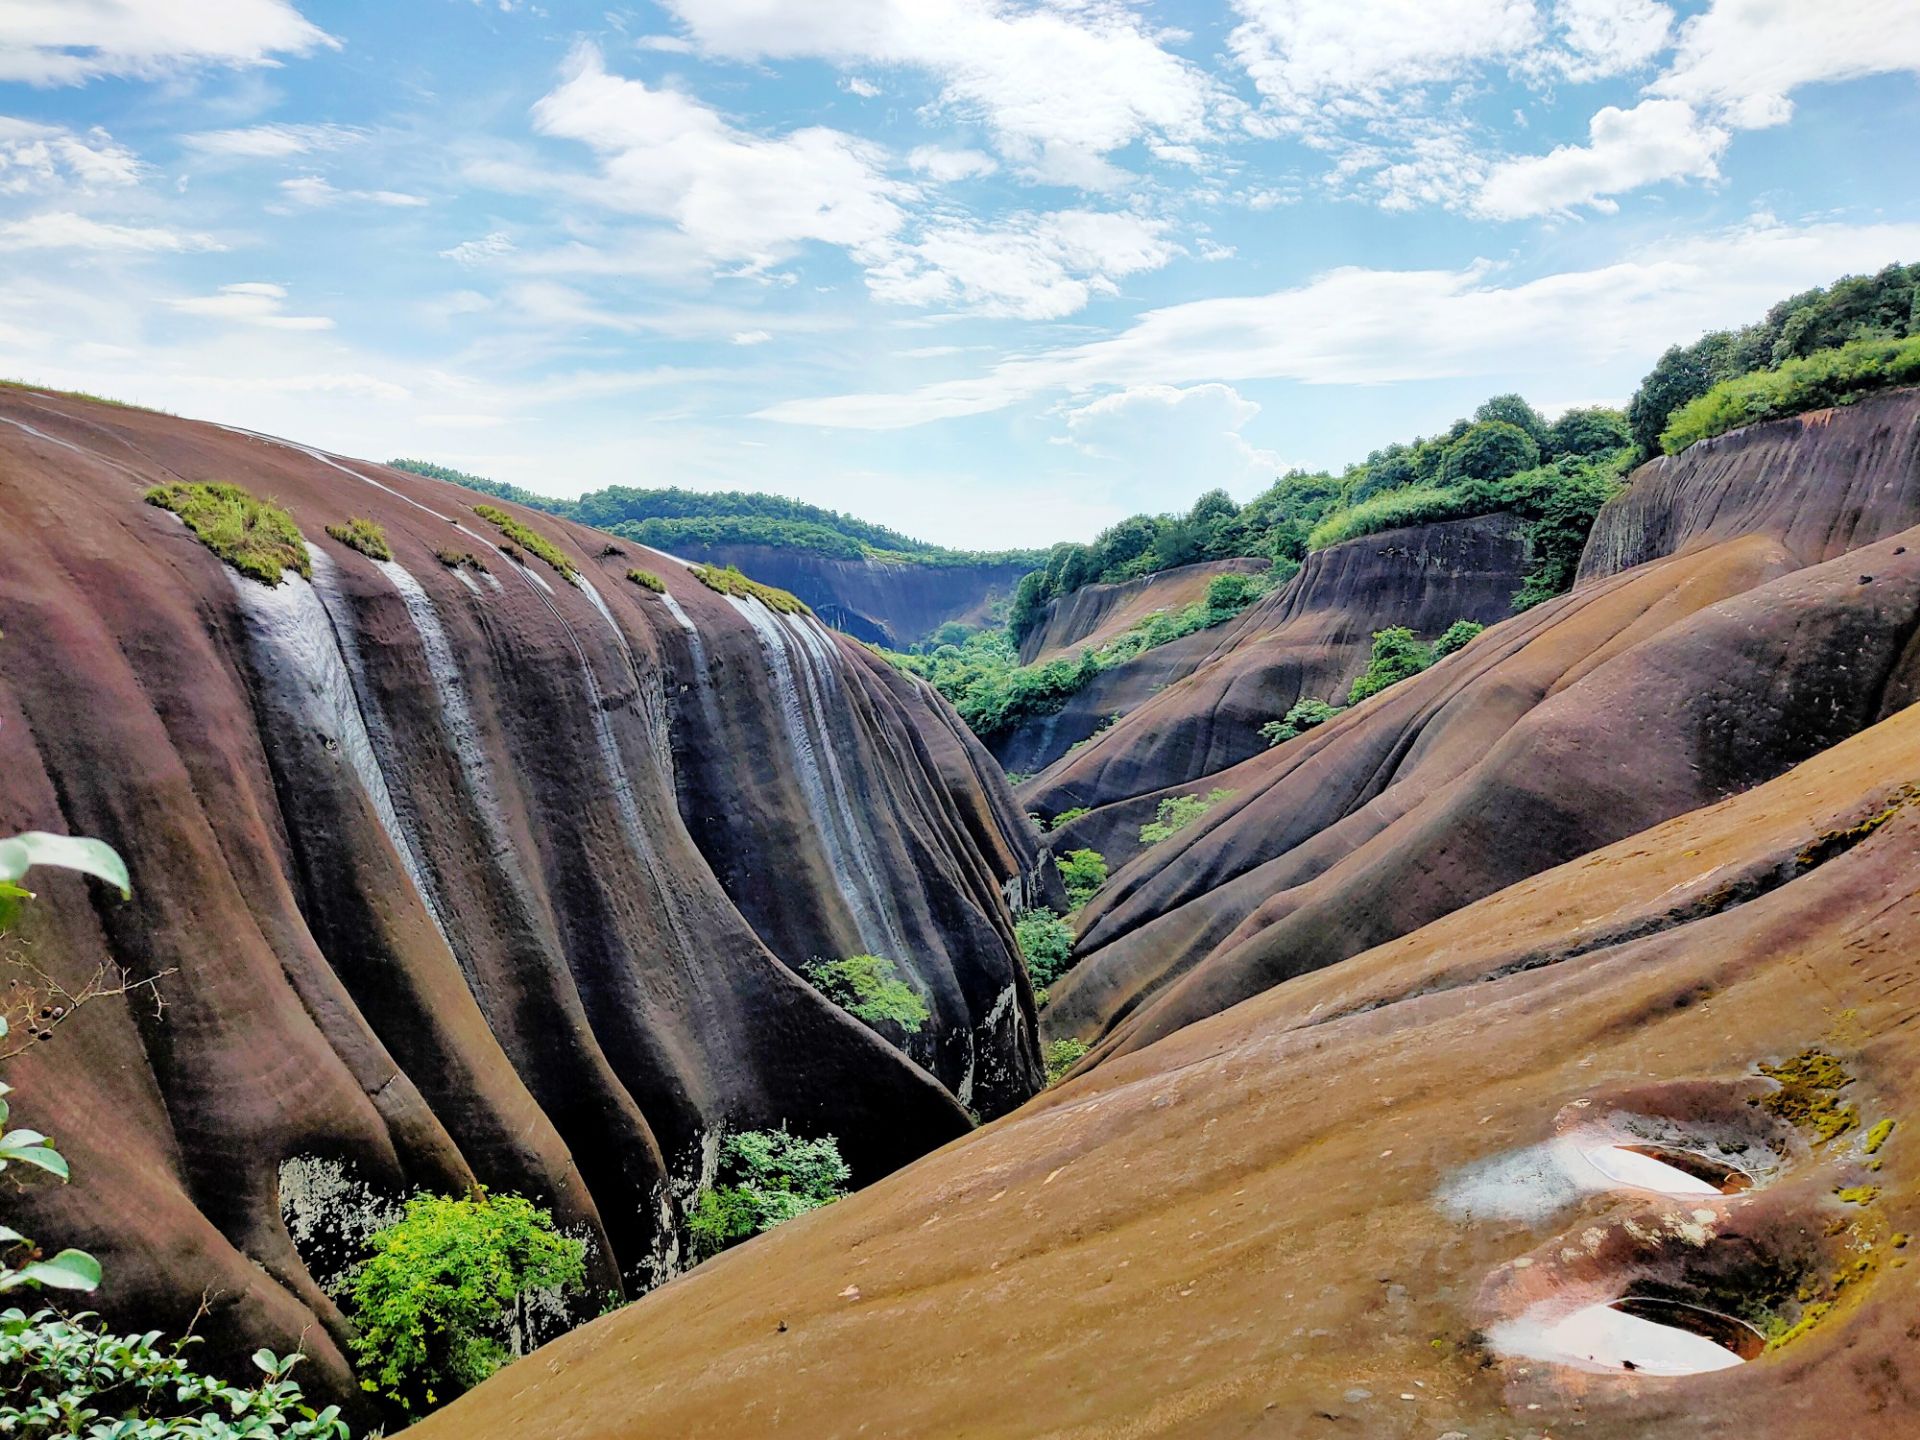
[1347,627,1433,705]
[1259,697,1341,746]
[347,1191,585,1415]
[802,954,928,1034]
[1047,806,1090,831]
[145,482,310,586]
[1441,420,1539,484]
[1014,910,1075,987]
[1431,619,1484,658]
[1660,335,1920,454]
[472,504,577,583]
[1546,406,1631,457]
[324,516,392,561]
[687,1129,850,1262]
[626,567,666,593]
[1044,1038,1088,1085]
[1139,789,1232,845]
[1056,848,1108,908]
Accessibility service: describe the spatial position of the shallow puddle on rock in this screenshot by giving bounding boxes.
[1580,1144,1750,1196]
[1489,1297,1761,1375]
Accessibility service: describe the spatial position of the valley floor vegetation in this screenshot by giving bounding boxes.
[687,1128,851,1262]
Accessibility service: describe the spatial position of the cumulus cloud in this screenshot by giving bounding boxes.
[1475,98,1727,218]
[907,145,999,183]
[181,122,360,159]
[759,217,1920,429]
[1064,383,1283,496]
[865,209,1177,320]
[524,43,907,269]
[0,118,142,193]
[655,0,1224,188]
[167,281,333,329]
[0,0,334,86]
[0,210,220,252]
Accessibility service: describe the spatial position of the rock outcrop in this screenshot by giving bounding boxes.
[660,541,1033,647]
[0,389,1043,1409]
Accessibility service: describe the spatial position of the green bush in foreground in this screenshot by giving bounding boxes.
[1139,790,1232,845]
[1259,697,1342,746]
[347,1191,584,1416]
[1660,334,1920,454]
[1044,1039,1089,1085]
[1347,627,1434,706]
[626,567,666,593]
[1432,619,1484,658]
[472,504,577,583]
[324,516,392,562]
[803,954,928,1034]
[1014,910,1075,988]
[687,1129,850,1262]
[145,482,310,586]
[1056,847,1108,908]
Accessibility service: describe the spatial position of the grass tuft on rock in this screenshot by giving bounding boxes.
[472,503,577,583]
[324,516,392,561]
[145,481,309,586]
[435,548,488,573]
[626,567,666,593]
[691,562,810,614]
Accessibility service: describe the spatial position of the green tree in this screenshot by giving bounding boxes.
[1139,790,1233,845]
[1474,393,1549,447]
[1544,406,1631,458]
[347,1192,585,1415]
[802,954,929,1034]
[1014,910,1075,987]
[1055,848,1108,908]
[1259,697,1341,746]
[1441,421,1540,484]
[687,1129,850,1262]
[1203,570,1261,613]
[1347,627,1434,705]
[1431,619,1484,658]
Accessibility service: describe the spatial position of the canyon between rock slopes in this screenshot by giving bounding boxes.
[3,384,1918,1438]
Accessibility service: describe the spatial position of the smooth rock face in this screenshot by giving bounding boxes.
[659,541,1033,647]
[0,390,1042,1408]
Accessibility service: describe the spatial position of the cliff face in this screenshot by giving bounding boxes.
[662,541,1032,647]
[1019,511,1532,840]
[0,390,1042,1406]
[1015,557,1269,665]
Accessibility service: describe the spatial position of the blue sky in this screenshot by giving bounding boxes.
[3,2,1918,547]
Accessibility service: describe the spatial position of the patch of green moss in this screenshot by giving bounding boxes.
[1756,1049,1858,1142]
[1835,1185,1880,1205]
[472,504,577,583]
[690,562,810,614]
[1863,1118,1895,1155]
[324,516,392,561]
[626,568,665,593]
[145,482,309,586]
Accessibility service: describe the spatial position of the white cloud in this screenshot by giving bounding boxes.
[0,118,141,193]
[865,209,1176,320]
[760,217,1920,428]
[0,210,219,252]
[1547,0,1673,82]
[1475,98,1727,218]
[168,281,333,329]
[181,122,359,158]
[277,175,427,208]
[907,145,998,183]
[1230,0,1541,118]
[524,43,907,269]
[1064,383,1283,497]
[1653,0,1920,130]
[657,0,1224,188]
[441,230,516,264]
[731,329,773,345]
[0,0,334,86]
[842,76,881,98]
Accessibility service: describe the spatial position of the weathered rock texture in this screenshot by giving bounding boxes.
[1015,557,1269,665]
[662,540,1033,647]
[407,397,1920,1439]
[0,390,1043,1411]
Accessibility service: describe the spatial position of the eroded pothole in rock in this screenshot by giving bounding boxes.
[1489,1294,1765,1376]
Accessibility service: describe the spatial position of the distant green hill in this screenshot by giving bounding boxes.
[387,461,1045,568]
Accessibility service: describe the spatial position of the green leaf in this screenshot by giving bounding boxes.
[0,1225,23,1246]
[0,1143,69,1179]
[0,832,130,897]
[9,1249,101,1292]
[252,1348,279,1374]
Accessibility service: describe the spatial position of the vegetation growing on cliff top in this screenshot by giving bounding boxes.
[472,504,577,583]
[691,561,811,614]
[687,1129,850,1262]
[145,482,311,586]
[1660,334,1920,454]
[325,516,392,562]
